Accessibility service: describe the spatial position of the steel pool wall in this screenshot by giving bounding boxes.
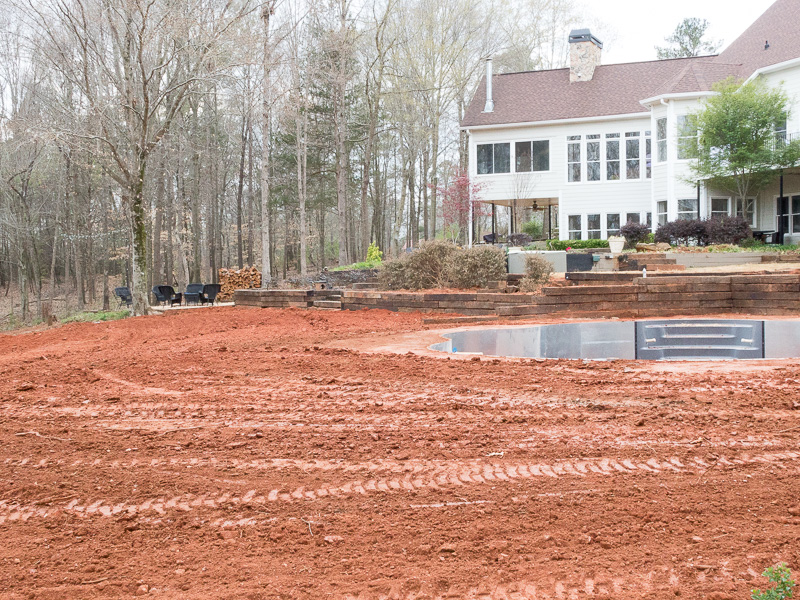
[431,320,800,360]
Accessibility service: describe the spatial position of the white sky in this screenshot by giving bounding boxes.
[589,0,777,65]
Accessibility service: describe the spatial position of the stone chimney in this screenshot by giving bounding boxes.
[483,58,494,113]
[569,29,603,83]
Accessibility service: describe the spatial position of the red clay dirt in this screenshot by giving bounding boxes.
[1,306,799,600]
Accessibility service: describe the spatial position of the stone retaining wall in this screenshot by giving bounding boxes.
[235,274,800,318]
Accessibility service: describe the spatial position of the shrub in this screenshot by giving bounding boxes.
[547,239,609,251]
[378,258,408,290]
[519,254,554,292]
[366,242,383,263]
[751,563,795,600]
[405,240,458,289]
[654,219,708,246]
[446,245,506,288]
[705,215,752,245]
[379,241,508,290]
[520,220,543,239]
[619,222,652,247]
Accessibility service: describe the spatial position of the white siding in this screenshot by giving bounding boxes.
[468,116,653,239]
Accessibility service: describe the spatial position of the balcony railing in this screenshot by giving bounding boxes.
[772,131,799,150]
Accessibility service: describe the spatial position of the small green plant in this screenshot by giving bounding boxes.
[366,242,383,264]
[332,261,379,271]
[61,310,130,324]
[752,563,795,600]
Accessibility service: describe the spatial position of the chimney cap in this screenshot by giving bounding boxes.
[569,29,603,49]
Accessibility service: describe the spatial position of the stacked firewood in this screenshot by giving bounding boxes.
[218,266,262,301]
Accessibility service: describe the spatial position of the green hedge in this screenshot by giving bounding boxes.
[546,239,609,251]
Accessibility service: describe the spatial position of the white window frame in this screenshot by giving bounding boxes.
[568,214,582,239]
[677,115,698,160]
[645,131,652,178]
[476,142,510,175]
[587,213,601,239]
[625,132,641,180]
[567,136,581,183]
[605,134,620,181]
[585,134,601,182]
[735,197,756,227]
[606,213,621,237]
[710,197,731,220]
[657,201,668,226]
[677,198,699,221]
[656,118,667,163]
[514,139,551,173]
[625,212,641,225]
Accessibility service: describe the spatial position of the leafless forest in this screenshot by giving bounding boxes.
[0,0,591,319]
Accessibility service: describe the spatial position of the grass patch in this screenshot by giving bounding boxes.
[332,261,380,271]
[61,310,130,324]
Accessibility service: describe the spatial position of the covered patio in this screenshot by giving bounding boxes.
[475,197,559,244]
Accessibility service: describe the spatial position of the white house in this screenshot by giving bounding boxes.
[461,0,800,242]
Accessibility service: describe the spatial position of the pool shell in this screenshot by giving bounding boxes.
[430,319,800,361]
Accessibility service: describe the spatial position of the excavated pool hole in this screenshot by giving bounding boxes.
[431,319,800,361]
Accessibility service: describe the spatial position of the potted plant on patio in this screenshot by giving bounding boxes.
[607,235,625,254]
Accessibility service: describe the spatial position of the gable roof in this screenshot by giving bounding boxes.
[462,0,800,129]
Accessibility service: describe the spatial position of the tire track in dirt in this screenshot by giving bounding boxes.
[336,568,697,599]
[1,450,797,525]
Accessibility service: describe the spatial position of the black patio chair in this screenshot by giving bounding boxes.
[202,283,222,305]
[154,285,182,306]
[114,286,133,308]
[184,283,204,305]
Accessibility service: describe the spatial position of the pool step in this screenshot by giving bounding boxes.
[636,320,764,360]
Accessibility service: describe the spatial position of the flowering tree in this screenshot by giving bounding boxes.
[433,169,489,243]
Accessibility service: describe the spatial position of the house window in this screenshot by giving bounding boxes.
[587,214,601,239]
[677,115,698,160]
[711,198,730,219]
[657,201,668,226]
[567,136,581,182]
[568,215,582,239]
[736,198,756,226]
[477,143,510,174]
[645,132,652,178]
[678,198,699,220]
[515,140,550,172]
[792,196,800,233]
[646,212,652,228]
[775,113,788,145]
[607,213,620,236]
[606,134,620,181]
[626,134,640,179]
[586,135,600,181]
[656,118,667,162]
[626,213,640,225]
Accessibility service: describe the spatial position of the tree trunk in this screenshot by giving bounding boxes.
[236,116,248,269]
[260,1,275,285]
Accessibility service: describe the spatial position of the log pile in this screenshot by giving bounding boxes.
[218,266,261,301]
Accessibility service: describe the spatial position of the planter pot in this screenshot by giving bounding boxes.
[608,239,625,254]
